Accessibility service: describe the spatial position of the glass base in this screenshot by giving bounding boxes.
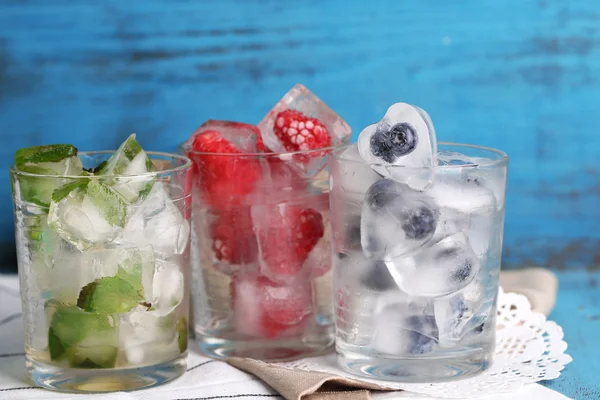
[27,355,187,393]
[196,331,334,362]
[337,346,492,383]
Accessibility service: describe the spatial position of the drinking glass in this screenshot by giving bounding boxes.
[10,151,191,392]
[329,142,508,382]
[186,148,335,361]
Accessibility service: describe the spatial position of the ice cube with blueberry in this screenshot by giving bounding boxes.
[48,180,127,249]
[357,103,437,187]
[120,182,190,259]
[257,84,352,177]
[98,134,156,203]
[13,144,84,208]
[361,179,439,260]
[434,278,488,346]
[372,303,438,356]
[387,232,479,298]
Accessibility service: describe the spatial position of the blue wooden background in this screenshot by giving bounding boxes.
[2,0,599,272]
[0,1,598,397]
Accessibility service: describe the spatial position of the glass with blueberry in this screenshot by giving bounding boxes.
[330,102,508,382]
[183,84,352,361]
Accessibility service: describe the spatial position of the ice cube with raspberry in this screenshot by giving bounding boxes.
[258,84,352,177]
[186,120,264,208]
[231,273,313,339]
[209,207,258,275]
[252,202,324,283]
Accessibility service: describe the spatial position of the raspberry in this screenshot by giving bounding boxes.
[210,207,257,266]
[256,205,324,278]
[231,274,312,338]
[272,110,331,153]
[189,130,261,208]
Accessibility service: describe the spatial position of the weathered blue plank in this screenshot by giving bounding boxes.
[0,0,599,270]
[542,271,600,399]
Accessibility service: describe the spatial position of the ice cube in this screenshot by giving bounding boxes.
[434,278,489,346]
[304,210,332,278]
[252,203,324,282]
[258,84,352,177]
[121,182,190,258]
[335,283,379,346]
[372,303,438,356]
[98,134,155,203]
[151,259,184,316]
[387,233,480,298]
[430,170,497,214]
[334,252,382,345]
[361,179,439,260]
[34,244,154,304]
[330,144,382,204]
[463,166,507,212]
[187,120,265,153]
[13,144,83,207]
[118,310,180,366]
[357,103,437,186]
[232,274,312,339]
[48,180,127,249]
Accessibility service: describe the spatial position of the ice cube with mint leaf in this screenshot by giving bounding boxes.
[13,144,83,207]
[98,134,156,203]
[48,306,119,368]
[48,180,127,249]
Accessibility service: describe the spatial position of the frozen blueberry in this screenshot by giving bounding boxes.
[405,316,437,354]
[401,206,437,240]
[361,261,395,291]
[370,122,418,163]
[451,260,474,283]
[365,179,399,211]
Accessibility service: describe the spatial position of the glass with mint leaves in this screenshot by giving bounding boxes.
[10,135,192,393]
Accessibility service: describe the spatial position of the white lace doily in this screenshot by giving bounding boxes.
[279,288,572,399]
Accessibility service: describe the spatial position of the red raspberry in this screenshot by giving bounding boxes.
[231,274,312,338]
[211,207,257,266]
[272,110,331,153]
[189,130,261,208]
[256,205,324,278]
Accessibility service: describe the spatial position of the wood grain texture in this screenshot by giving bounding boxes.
[542,271,600,399]
[0,0,599,271]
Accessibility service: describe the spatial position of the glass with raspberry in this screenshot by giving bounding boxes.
[184,85,351,361]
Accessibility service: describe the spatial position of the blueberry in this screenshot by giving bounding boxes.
[405,315,437,354]
[451,260,473,283]
[365,179,399,212]
[361,261,395,291]
[401,206,438,240]
[369,122,418,163]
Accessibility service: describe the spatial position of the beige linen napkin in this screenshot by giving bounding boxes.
[226,267,559,400]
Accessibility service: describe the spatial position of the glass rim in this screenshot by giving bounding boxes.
[9,150,192,179]
[331,142,509,169]
[181,141,341,158]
